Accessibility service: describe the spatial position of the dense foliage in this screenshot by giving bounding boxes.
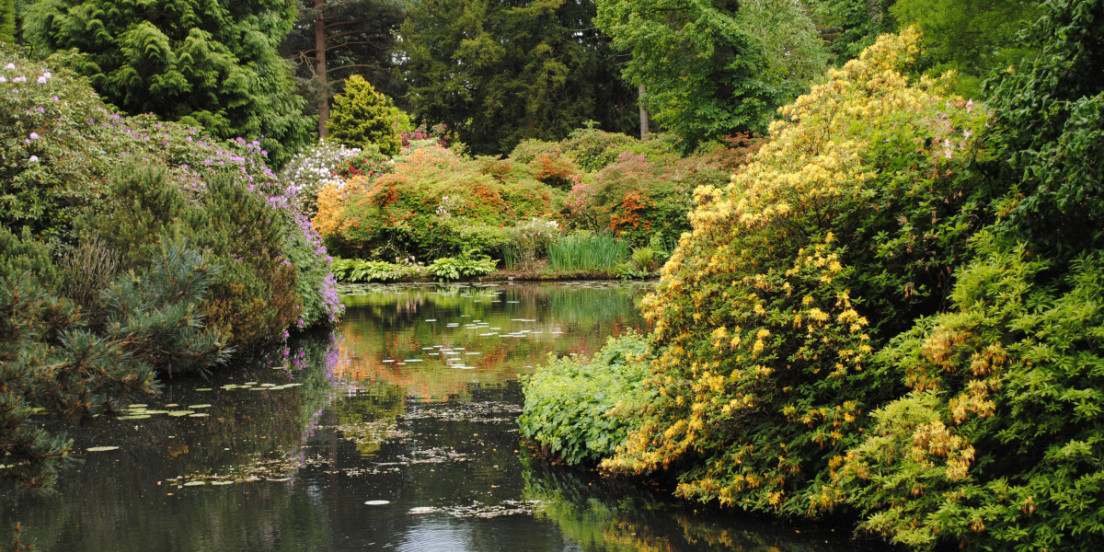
[892,0,1042,97]
[400,0,638,155]
[1,51,339,490]
[520,334,652,465]
[595,0,826,150]
[0,224,227,489]
[314,144,558,261]
[23,0,311,166]
[326,75,407,157]
[833,1,1104,548]
[522,1,1104,548]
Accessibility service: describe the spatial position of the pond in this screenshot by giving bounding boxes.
[2,282,880,551]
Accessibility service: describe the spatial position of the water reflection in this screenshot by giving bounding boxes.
[2,281,879,551]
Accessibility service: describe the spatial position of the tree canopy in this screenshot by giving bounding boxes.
[400,0,637,155]
[25,0,312,166]
[596,0,826,150]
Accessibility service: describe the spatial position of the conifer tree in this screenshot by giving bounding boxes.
[326,74,404,156]
[1,0,15,43]
[24,0,311,166]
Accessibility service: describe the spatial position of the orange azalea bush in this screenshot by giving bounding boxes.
[313,145,560,261]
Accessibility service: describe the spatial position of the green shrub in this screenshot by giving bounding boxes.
[0,51,340,329]
[557,128,678,172]
[520,333,653,466]
[503,218,562,270]
[564,151,727,247]
[836,237,1104,550]
[630,246,657,272]
[331,257,423,283]
[326,75,407,157]
[79,167,300,350]
[1,227,227,489]
[315,145,558,261]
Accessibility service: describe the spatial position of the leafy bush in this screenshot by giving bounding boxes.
[501,218,562,270]
[427,252,497,281]
[566,151,722,246]
[836,237,1104,550]
[557,128,678,172]
[831,4,1104,548]
[0,52,341,330]
[1,227,227,489]
[520,334,652,466]
[327,75,408,157]
[314,145,558,261]
[331,257,423,283]
[601,30,990,516]
[78,167,306,350]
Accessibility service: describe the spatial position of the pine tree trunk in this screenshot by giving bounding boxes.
[315,0,329,137]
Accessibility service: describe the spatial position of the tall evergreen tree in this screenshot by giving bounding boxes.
[1,0,15,43]
[401,0,637,155]
[280,0,407,136]
[24,0,312,166]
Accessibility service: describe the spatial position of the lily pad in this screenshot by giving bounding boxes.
[167,410,195,417]
[86,446,120,452]
[182,481,206,487]
[189,404,212,409]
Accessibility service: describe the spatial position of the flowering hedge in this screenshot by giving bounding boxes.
[314,144,559,261]
[595,30,989,516]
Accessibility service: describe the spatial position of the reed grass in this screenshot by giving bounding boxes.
[547,232,629,272]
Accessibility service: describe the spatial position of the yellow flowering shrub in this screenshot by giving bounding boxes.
[602,29,991,516]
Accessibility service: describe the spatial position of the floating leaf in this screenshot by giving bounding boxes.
[167,411,195,417]
[189,404,212,409]
[188,413,210,418]
[364,500,390,506]
[183,481,206,487]
[86,446,120,452]
[118,415,151,420]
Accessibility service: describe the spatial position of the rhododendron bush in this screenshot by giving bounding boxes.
[314,144,559,261]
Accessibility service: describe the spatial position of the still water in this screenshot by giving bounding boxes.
[3,282,877,551]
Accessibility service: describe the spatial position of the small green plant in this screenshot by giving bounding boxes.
[519,333,653,466]
[331,257,425,283]
[630,246,657,272]
[427,251,497,281]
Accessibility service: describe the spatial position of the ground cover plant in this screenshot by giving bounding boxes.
[519,333,652,466]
